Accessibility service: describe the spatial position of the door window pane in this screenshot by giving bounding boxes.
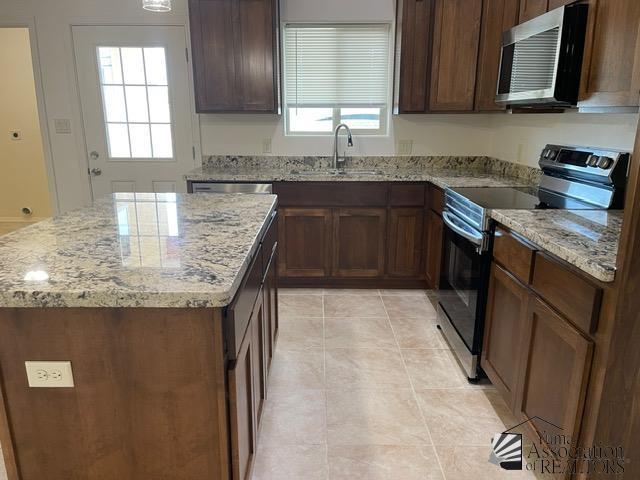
[97,46,174,159]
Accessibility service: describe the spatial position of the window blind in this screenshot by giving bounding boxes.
[283,24,390,107]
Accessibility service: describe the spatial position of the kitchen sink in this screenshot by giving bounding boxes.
[289,169,383,176]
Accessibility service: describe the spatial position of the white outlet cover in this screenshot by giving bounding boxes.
[262,138,272,154]
[54,118,72,134]
[25,361,75,388]
[398,140,413,155]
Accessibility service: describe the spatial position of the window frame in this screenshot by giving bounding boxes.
[282,22,393,137]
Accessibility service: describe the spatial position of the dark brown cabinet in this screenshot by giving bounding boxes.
[278,208,332,278]
[189,0,280,113]
[394,0,435,113]
[333,208,387,277]
[263,245,278,370]
[430,0,483,111]
[482,263,530,410]
[518,297,594,449]
[387,208,425,277]
[425,209,443,289]
[475,0,520,111]
[518,0,549,22]
[578,0,640,109]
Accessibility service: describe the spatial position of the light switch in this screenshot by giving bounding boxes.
[54,119,72,134]
[25,361,75,388]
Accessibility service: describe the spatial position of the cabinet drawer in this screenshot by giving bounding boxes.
[274,182,387,207]
[389,184,426,206]
[261,210,278,279]
[428,184,444,214]
[532,253,602,335]
[493,227,536,284]
[226,243,263,359]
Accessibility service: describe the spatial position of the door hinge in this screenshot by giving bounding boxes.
[185,48,189,63]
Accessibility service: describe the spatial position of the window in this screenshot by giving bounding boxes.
[97,47,174,159]
[283,24,390,135]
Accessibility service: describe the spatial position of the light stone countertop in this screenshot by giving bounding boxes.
[0,193,277,308]
[490,209,623,283]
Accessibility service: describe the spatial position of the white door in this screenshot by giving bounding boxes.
[73,25,197,198]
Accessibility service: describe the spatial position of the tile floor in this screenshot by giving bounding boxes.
[252,288,538,480]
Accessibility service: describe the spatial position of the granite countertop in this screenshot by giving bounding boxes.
[0,193,277,308]
[185,165,535,189]
[490,209,623,283]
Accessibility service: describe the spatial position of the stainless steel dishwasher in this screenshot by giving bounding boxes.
[190,182,273,194]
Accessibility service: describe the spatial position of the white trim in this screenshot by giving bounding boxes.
[0,19,61,215]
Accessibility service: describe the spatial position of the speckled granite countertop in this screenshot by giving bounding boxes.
[490,209,623,283]
[0,193,277,308]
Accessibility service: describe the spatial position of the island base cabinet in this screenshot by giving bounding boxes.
[517,298,594,467]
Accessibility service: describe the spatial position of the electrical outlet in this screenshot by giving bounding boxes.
[9,130,22,141]
[54,118,72,134]
[262,138,272,154]
[25,361,75,388]
[397,139,413,155]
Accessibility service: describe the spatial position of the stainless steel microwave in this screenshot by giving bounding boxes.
[496,3,588,106]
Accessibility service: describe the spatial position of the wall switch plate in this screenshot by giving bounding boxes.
[262,138,272,154]
[397,140,413,155]
[25,361,75,388]
[9,130,22,141]
[54,119,72,134]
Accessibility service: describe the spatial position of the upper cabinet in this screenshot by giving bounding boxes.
[518,0,549,22]
[429,0,483,111]
[578,0,640,110]
[189,0,281,113]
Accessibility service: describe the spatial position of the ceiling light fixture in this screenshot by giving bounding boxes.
[142,0,172,12]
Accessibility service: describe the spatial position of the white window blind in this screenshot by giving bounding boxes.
[284,24,390,107]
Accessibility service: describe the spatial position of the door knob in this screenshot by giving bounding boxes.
[90,151,100,160]
[90,168,102,176]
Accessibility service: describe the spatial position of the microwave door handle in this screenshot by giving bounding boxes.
[442,211,484,248]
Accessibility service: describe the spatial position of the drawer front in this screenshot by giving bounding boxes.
[261,210,278,279]
[226,244,263,359]
[532,253,603,335]
[389,184,426,206]
[428,184,444,214]
[274,182,387,207]
[493,227,536,284]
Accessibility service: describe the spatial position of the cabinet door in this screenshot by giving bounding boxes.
[387,208,425,277]
[517,297,594,449]
[482,263,529,410]
[263,248,278,371]
[252,293,267,425]
[578,0,640,109]
[429,0,483,111]
[278,208,332,278]
[229,315,257,480]
[425,209,443,288]
[333,208,387,277]
[475,0,520,111]
[518,0,548,22]
[394,0,435,113]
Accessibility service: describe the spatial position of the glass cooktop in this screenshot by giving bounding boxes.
[448,186,600,210]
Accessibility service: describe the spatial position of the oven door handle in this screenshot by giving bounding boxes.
[442,211,485,249]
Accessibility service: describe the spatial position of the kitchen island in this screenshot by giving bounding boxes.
[0,192,279,480]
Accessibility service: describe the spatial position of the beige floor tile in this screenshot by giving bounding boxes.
[268,348,324,392]
[379,289,429,297]
[327,389,431,446]
[436,445,537,480]
[327,445,444,480]
[324,295,387,317]
[382,295,436,318]
[252,445,327,480]
[259,390,327,446]
[323,288,380,295]
[324,317,396,349]
[277,316,324,350]
[402,349,467,389]
[278,295,324,317]
[278,287,323,295]
[390,316,443,349]
[325,348,410,389]
[416,389,515,446]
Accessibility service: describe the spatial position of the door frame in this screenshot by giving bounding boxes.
[70,21,202,200]
[0,19,60,216]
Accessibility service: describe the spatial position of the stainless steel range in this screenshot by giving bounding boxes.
[437,144,630,381]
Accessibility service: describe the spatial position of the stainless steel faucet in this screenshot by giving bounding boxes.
[333,123,354,170]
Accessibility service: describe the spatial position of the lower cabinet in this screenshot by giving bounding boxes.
[482,263,529,410]
[425,209,443,288]
[278,208,332,277]
[333,208,387,277]
[264,247,278,370]
[387,207,425,277]
[518,297,594,449]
